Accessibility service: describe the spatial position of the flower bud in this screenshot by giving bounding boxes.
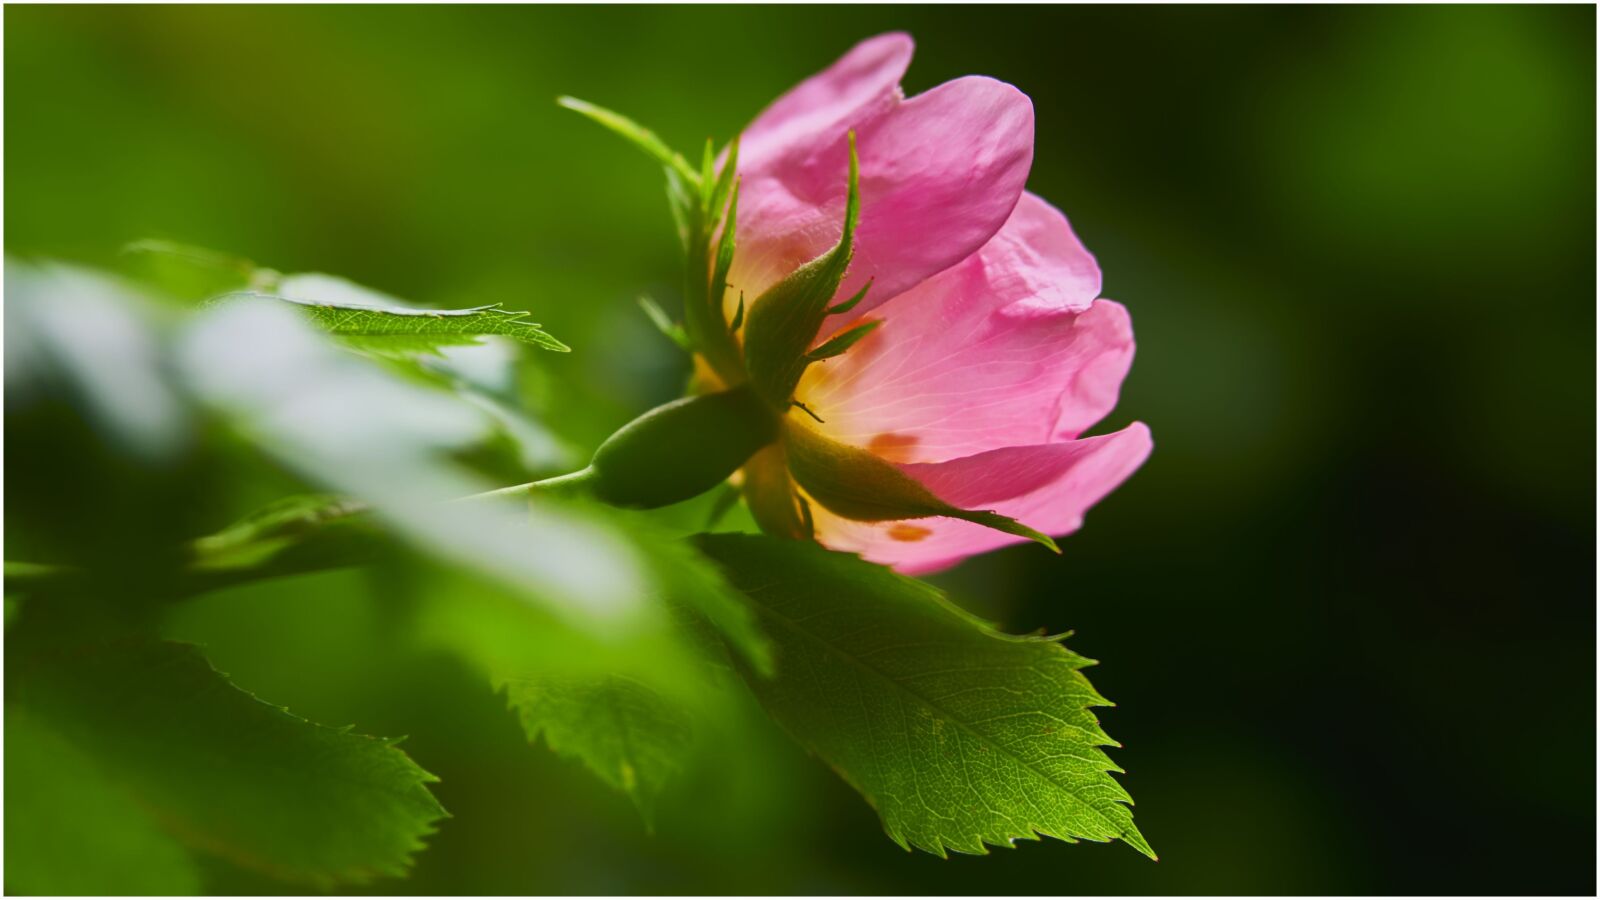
[587,384,778,509]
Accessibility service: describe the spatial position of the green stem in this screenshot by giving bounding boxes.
[458,467,599,503]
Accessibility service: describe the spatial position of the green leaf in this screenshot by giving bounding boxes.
[742,132,860,407]
[502,673,694,825]
[806,318,882,361]
[557,95,700,186]
[5,706,202,895]
[782,421,1060,553]
[214,286,569,355]
[697,534,1153,859]
[184,494,390,593]
[6,638,448,886]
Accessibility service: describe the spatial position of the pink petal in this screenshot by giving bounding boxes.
[796,193,1131,463]
[738,33,915,176]
[808,423,1153,575]
[731,52,1034,322]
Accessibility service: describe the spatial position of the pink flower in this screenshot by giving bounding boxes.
[728,33,1152,575]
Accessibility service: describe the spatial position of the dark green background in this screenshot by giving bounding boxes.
[6,4,1595,894]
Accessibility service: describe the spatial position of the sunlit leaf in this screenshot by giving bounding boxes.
[698,535,1152,859]
[214,277,568,355]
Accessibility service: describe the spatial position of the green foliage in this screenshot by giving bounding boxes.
[502,673,695,825]
[5,707,202,895]
[6,639,447,887]
[5,60,1142,894]
[699,535,1151,858]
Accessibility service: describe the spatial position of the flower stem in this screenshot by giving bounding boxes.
[459,466,598,503]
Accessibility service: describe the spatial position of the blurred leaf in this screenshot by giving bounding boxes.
[122,238,265,282]
[503,672,695,825]
[6,638,447,887]
[698,534,1152,859]
[4,706,202,895]
[619,515,773,675]
[5,259,190,462]
[177,298,651,633]
[184,494,391,592]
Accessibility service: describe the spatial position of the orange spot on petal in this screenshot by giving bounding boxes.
[868,432,920,463]
[887,523,932,542]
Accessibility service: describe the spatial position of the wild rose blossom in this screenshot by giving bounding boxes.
[724,33,1151,574]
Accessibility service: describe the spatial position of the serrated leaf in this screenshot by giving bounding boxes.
[557,95,699,186]
[783,421,1060,553]
[806,318,881,361]
[6,638,448,886]
[697,534,1152,859]
[502,672,695,825]
[213,286,569,355]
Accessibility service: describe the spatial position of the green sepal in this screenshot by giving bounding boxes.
[665,168,693,252]
[826,278,872,316]
[710,180,740,328]
[729,293,745,333]
[708,139,740,230]
[587,384,780,509]
[782,421,1060,553]
[556,96,699,186]
[806,319,881,361]
[741,132,861,408]
[698,139,715,206]
[638,296,690,351]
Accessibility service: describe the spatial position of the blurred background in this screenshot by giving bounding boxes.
[5,4,1595,894]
